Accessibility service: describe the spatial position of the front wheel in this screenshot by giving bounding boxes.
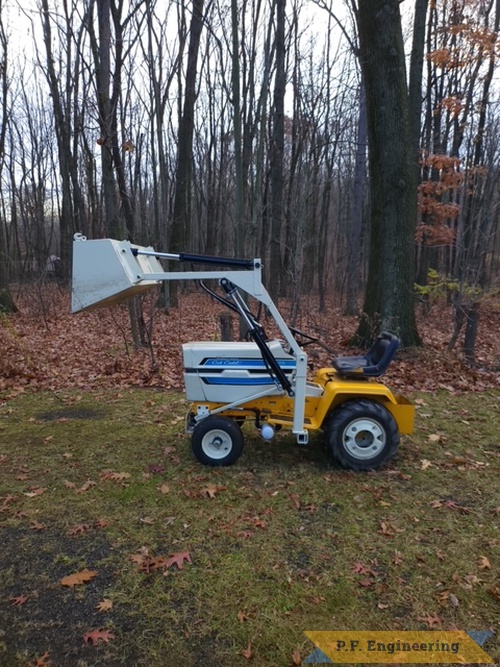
[191,416,244,467]
[324,399,399,471]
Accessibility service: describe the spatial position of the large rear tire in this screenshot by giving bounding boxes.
[191,416,244,467]
[324,399,399,471]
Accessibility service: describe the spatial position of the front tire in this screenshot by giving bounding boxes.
[192,416,244,467]
[324,399,399,471]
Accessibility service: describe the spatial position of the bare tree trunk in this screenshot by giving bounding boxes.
[345,81,367,315]
[94,0,124,239]
[231,0,244,256]
[170,0,205,250]
[0,9,16,312]
[39,0,88,279]
[353,0,421,347]
[169,0,205,306]
[269,0,286,301]
[453,0,499,364]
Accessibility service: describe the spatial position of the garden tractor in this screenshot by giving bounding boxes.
[71,234,414,470]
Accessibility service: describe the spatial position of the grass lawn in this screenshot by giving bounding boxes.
[0,388,498,666]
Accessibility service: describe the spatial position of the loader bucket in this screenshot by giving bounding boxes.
[71,238,164,313]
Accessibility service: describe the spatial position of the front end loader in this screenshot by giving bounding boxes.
[71,235,414,471]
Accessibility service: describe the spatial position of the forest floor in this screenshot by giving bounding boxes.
[0,286,499,667]
[1,283,499,397]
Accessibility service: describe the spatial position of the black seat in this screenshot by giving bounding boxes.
[332,332,400,378]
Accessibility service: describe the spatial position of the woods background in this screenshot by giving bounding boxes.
[0,0,499,360]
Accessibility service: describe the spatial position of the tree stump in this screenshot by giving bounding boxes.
[219,312,234,342]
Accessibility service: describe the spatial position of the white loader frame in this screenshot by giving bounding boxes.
[71,234,309,444]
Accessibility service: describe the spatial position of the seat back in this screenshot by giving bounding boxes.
[365,332,400,375]
[331,331,400,378]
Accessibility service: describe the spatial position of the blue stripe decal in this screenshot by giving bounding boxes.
[202,358,296,369]
[202,377,278,386]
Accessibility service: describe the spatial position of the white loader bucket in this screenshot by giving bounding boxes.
[71,237,164,313]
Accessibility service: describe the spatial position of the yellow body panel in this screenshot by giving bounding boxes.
[190,368,415,435]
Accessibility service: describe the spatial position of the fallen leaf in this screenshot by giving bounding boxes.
[130,553,168,573]
[82,628,114,645]
[63,480,76,489]
[477,555,491,569]
[353,561,370,574]
[165,551,192,570]
[461,573,481,588]
[444,499,472,514]
[428,433,441,442]
[306,595,326,605]
[237,610,250,623]
[292,647,302,665]
[9,595,28,606]
[96,598,113,612]
[60,568,97,587]
[30,520,46,531]
[449,593,459,608]
[29,651,51,667]
[378,521,395,537]
[392,551,403,565]
[200,484,226,498]
[100,470,130,482]
[242,642,253,660]
[449,456,468,465]
[435,590,449,605]
[359,577,375,587]
[25,487,47,498]
[76,480,96,493]
[0,494,16,508]
[420,459,432,470]
[377,602,389,610]
[236,530,253,539]
[158,484,170,495]
[418,611,443,629]
[68,523,91,536]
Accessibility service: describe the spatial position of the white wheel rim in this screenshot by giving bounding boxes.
[342,417,386,460]
[201,428,233,460]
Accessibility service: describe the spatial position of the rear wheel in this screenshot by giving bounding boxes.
[192,416,244,467]
[324,399,399,470]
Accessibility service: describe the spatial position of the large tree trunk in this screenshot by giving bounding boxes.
[40,0,88,279]
[96,0,125,240]
[345,81,368,316]
[169,0,205,307]
[0,239,16,313]
[170,0,205,254]
[354,0,421,347]
[0,14,16,312]
[453,0,499,364]
[269,0,286,302]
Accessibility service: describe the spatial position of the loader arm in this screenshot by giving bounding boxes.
[71,235,309,444]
